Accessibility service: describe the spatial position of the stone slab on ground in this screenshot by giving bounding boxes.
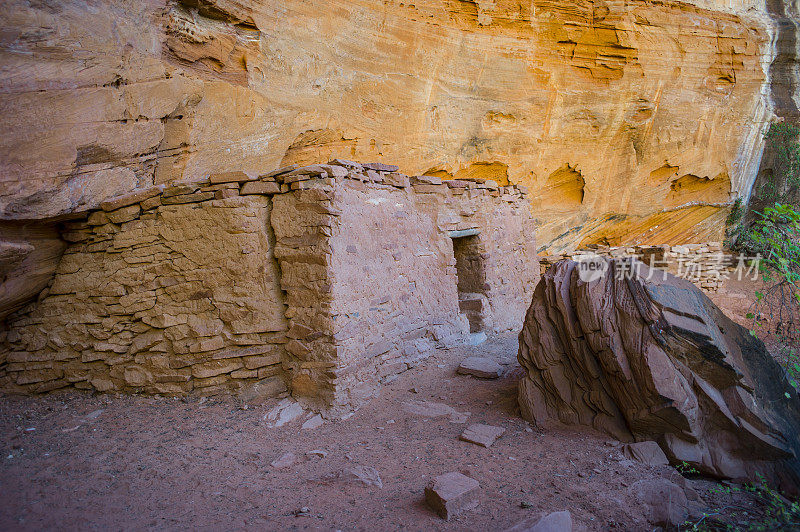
[264,399,304,427]
[459,423,506,448]
[628,478,689,528]
[302,414,324,430]
[401,400,470,423]
[623,441,669,467]
[457,356,503,379]
[270,451,297,469]
[506,510,573,532]
[321,465,383,489]
[425,471,480,520]
[468,332,487,346]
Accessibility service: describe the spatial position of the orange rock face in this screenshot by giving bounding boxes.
[0,0,778,253]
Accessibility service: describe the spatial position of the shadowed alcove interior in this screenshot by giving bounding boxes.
[452,231,491,334]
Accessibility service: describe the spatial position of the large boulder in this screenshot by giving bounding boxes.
[517,258,800,494]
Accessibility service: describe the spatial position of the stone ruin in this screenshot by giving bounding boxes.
[0,161,538,414]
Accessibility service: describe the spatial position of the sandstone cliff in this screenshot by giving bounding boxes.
[0,0,792,316]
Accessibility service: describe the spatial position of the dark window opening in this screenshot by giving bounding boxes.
[452,234,489,333]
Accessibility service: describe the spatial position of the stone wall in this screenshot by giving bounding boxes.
[1,187,289,397]
[0,161,538,413]
[325,172,538,411]
[539,243,737,292]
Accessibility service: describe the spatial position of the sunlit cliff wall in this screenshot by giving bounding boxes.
[0,0,791,317]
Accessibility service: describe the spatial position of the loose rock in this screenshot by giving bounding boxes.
[457,357,502,379]
[401,400,469,423]
[425,472,480,520]
[623,441,669,467]
[322,465,383,488]
[264,399,304,428]
[270,451,297,469]
[301,414,324,430]
[459,423,506,448]
[627,478,689,528]
[506,510,573,532]
[306,449,328,458]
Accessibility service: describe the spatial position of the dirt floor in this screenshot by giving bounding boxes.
[0,277,787,531]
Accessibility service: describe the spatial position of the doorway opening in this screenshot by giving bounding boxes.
[451,232,491,334]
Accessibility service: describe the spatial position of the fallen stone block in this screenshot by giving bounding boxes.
[238,376,287,403]
[425,472,479,520]
[302,414,324,430]
[623,441,669,467]
[320,465,383,489]
[270,451,297,469]
[457,356,502,379]
[628,478,688,528]
[459,423,506,448]
[468,332,487,346]
[401,399,469,423]
[346,465,383,488]
[264,398,304,427]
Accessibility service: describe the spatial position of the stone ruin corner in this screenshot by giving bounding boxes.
[0,161,540,416]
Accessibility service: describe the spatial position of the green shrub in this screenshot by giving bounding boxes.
[738,202,800,388]
[681,475,800,531]
[758,122,800,204]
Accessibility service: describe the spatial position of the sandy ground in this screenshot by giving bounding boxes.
[0,278,783,531]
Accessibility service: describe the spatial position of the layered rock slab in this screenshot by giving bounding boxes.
[0,0,777,254]
[517,258,800,494]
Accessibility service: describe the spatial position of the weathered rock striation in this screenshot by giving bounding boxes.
[517,258,800,494]
[0,0,786,252]
[1,161,538,414]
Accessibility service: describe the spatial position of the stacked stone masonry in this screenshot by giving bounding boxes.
[539,243,738,293]
[0,162,538,414]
